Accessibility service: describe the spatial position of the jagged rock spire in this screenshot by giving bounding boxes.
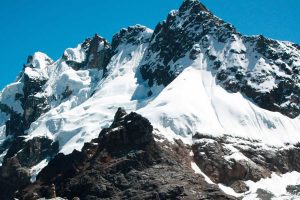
[179,0,209,14]
[111,24,153,51]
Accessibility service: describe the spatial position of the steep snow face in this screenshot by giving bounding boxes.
[63,44,86,64]
[2,21,299,160]
[0,36,110,163]
[139,0,300,118]
[138,57,300,146]
[23,31,300,157]
[0,81,24,114]
[25,26,153,154]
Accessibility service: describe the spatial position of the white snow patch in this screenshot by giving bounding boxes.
[191,161,214,184]
[243,171,300,199]
[30,159,49,182]
[0,81,24,114]
[30,52,53,69]
[25,39,150,155]
[64,44,86,63]
[218,184,242,197]
[0,149,8,166]
[224,144,250,162]
[0,125,6,145]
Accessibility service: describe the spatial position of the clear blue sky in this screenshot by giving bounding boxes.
[0,0,299,90]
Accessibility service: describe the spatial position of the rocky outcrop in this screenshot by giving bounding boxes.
[17,109,236,200]
[0,53,53,182]
[0,156,31,200]
[65,34,112,72]
[140,0,236,87]
[0,137,58,199]
[111,25,152,53]
[0,60,52,173]
[192,133,300,193]
[15,137,59,168]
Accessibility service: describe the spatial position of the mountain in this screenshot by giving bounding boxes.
[1,0,300,199]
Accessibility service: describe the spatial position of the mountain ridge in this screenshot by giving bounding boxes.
[0,0,300,199]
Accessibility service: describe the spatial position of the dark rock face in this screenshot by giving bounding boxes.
[256,188,275,200]
[112,25,152,52]
[240,35,300,118]
[140,0,236,87]
[4,70,49,138]
[16,137,59,168]
[286,185,300,195]
[65,34,112,72]
[192,133,300,193]
[0,137,58,199]
[17,109,236,200]
[21,73,49,131]
[0,54,53,176]
[192,134,269,187]
[0,157,31,200]
[0,64,51,170]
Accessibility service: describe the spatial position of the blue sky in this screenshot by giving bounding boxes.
[0,0,299,90]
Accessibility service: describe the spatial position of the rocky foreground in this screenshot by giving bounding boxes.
[14,108,236,200]
[6,109,300,199]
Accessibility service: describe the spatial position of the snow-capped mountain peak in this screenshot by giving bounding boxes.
[1,0,300,199]
[179,0,209,14]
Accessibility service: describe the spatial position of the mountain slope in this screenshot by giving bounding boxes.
[1,0,300,199]
[17,108,236,200]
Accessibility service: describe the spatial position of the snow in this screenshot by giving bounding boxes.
[25,35,151,154]
[243,171,300,199]
[0,19,300,187]
[64,44,86,63]
[218,184,241,197]
[139,60,300,146]
[190,158,300,200]
[0,125,6,145]
[30,159,49,182]
[217,171,300,199]
[191,161,214,184]
[20,30,300,158]
[30,52,53,69]
[0,81,24,114]
[24,67,45,79]
[223,144,250,162]
[0,149,8,167]
[0,111,8,128]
